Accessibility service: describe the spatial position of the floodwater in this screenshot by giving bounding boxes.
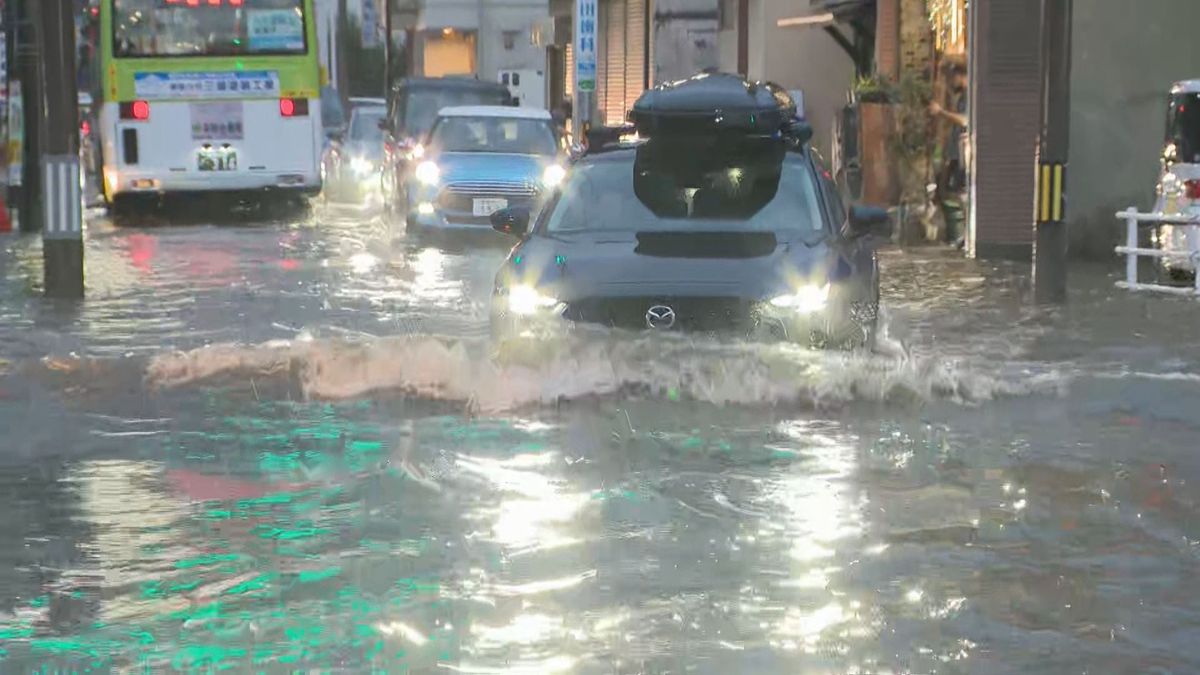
[1,203,1199,673]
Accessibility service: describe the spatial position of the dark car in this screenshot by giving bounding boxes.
[488,145,888,347]
[380,77,513,216]
[487,73,890,348]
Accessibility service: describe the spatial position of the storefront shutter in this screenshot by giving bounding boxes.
[624,0,646,113]
[603,0,627,126]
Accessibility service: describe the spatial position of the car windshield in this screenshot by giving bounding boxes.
[543,152,826,236]
[1168,93,1200,163]
[349,108,386,144]
[113,0,307,58]
[428,116,558,156]
[402,88,509,137]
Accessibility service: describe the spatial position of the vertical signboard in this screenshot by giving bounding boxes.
[575,0,597,93]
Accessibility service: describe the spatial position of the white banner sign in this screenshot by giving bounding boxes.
[134,71,281,100]
[575,0,597,92]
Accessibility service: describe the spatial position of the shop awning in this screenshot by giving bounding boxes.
[777,1,877,76]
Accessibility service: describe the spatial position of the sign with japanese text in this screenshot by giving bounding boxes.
[575,0,597,92]
[247,9,305,52]
[134,71,281,100]
[190,102,245,141]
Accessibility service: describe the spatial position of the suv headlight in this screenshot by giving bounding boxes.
[542,164,566,188]
[350,156,376,175]
[507,285,560,315]
[769,283,830,313]
[415,160,440,185]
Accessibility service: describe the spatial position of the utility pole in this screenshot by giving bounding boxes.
[736,0,748,77]
[17,0,40,233]
[1032,0,1072,304]
[336,0,350,105]
[39,0,83,297]
[383,0,393,96]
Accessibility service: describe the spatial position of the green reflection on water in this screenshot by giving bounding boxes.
[176,553,241,569]
[296,567,341,583]
[9,403,547,671]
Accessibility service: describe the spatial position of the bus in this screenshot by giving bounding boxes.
[96,0,322,212]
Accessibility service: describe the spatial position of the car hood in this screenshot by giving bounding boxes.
[434,152,553,184]
[507,230,838,301]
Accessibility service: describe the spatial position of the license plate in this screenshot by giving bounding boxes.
[472,198,507,216]
[197,149,238,172]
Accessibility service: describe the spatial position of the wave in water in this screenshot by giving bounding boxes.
[141,334,1063,412]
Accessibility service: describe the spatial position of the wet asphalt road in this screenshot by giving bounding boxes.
[0,201,1199,673]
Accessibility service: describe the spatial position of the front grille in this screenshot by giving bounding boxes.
[445,179,537,196]
[563,296,758,332]
[438,180,539,224]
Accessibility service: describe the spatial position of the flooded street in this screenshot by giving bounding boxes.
[1,205,1199,673]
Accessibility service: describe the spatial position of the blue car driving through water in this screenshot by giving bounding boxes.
[487,73,890,348]
[402,106,566,233]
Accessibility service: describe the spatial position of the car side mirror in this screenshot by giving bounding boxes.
[491,206,530,237]
[790,121,814,146]
[847,204,891,239]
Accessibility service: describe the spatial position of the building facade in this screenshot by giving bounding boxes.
[562,0,719,126]
[715,0,856,160]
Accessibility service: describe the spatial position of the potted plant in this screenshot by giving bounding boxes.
[853,75,900,207]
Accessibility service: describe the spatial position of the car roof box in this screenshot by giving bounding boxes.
[629,72,798,137]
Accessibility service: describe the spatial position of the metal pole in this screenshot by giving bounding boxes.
[736,0,748,78]
[39,0,82,297]
[1032,0,1072,304]
[17,0,40,233]
[336,0,349,105]
[3,0,17,222]
[1123,207,1136,288]
[383,0,393,95]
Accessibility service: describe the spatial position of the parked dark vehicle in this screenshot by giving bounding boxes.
[380,77,514,217]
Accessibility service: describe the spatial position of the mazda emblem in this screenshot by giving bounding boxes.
[645,304,676,329]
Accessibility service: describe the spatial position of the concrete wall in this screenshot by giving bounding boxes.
[1068,0,1200,258]
[652,0,721,84]
[717,0,855,159]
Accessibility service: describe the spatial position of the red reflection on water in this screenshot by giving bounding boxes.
[126,233,157,274]
[167,469,309,502]
[279,258,299,271]
[181,247,238,285]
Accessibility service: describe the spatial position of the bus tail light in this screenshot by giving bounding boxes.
[120,100,150,121]
[280,98,309,117]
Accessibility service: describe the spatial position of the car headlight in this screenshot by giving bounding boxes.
[415,160,440,185]
[350,156,376,175]
[542,164,567,188]
[769,283,830,313]
[507,285,560,316]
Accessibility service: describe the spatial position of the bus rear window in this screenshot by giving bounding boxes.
[113,0,307,58]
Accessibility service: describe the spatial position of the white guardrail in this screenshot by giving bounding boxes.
[1115,207,1200,296]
